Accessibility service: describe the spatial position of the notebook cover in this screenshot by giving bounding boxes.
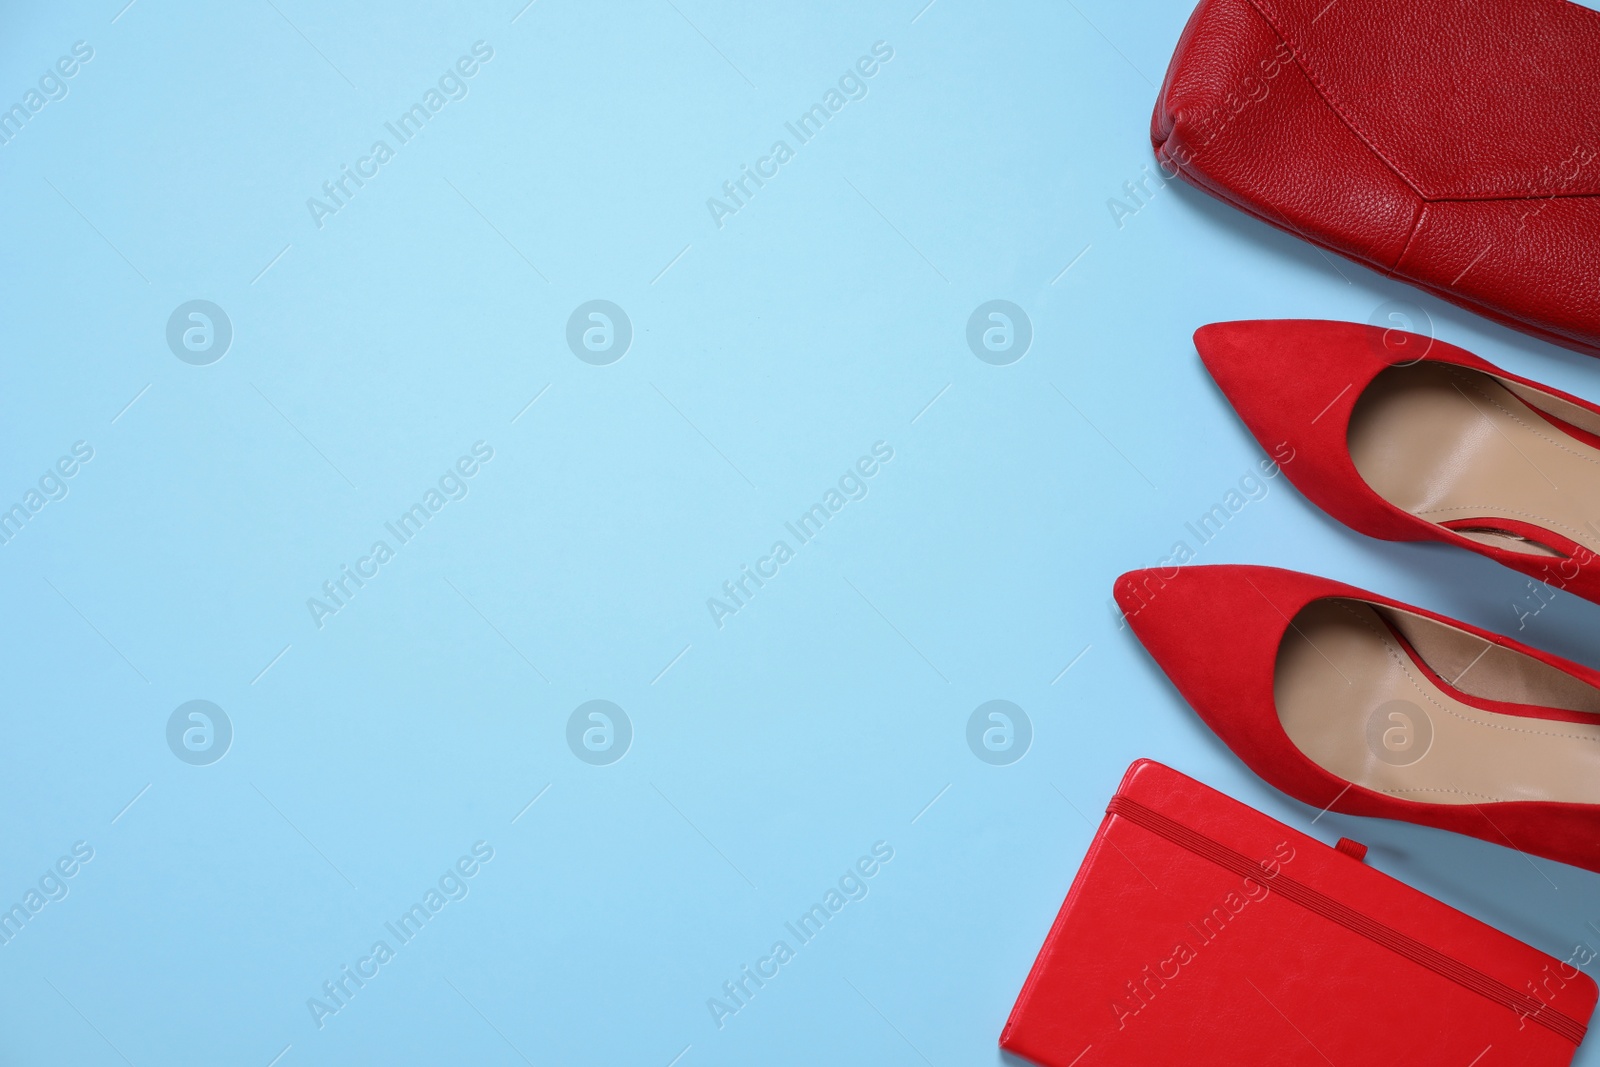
[1001,760,1596,1066]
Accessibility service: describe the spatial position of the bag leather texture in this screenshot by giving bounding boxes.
[1000,760,1597,1066]
[1152,0,1600,356]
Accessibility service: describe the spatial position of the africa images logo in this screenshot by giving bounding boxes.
[966,700,1032,765]
[165,300,232,365]
[966,301,1032,365]
[305,442,495,629]
[0,40,93,148]
[166,700,232,766]
[306,841,495,1030]
[565,300,632,365]
[706,441,894,629]
[706,841,894,1030]
[305,42,495,229]
[566,700,632,766]
[1111,840,1296,1031]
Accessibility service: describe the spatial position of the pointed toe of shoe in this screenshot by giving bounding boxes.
[1191,320,1290,386]
[1115,565,1285,710]
[1115,565,1346,775]
[1115,565,1278,702]
[1193,319,1386,433]
[1191,319,1308,379]
[1192,319,1433,541]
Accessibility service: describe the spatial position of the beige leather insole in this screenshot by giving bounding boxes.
[1275,599,1600,804]
[1348,363,1600,557]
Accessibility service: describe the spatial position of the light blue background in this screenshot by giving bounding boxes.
[4,1,1600,1063]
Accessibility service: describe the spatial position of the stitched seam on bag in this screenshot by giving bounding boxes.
[1424,191,1600,204]
[1242,0,1427,199]
[1163,103,1405,274]
[1391,199,1427,276]
[1245,0,1600,205]
[1227,0,1420,270]
[1166,156,1405,277]
[1108,796,1587,1044]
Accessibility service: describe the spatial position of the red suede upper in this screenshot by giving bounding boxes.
[1194,319,1600,605]
[1114,564,1600,873]
[1154,0,1600,355]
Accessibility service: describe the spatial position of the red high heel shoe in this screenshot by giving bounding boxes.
[1113,564,1600,872]
[1196,319,1600,605]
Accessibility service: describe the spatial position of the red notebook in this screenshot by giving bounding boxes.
[1002,760,1595,1066]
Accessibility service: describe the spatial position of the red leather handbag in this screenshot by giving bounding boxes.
[1152,0,1600,356]
[1001,760,1596,1066]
